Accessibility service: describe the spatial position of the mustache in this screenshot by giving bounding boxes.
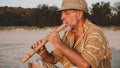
[63,19,78,32]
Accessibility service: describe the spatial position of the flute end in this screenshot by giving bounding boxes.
[21,59,25,63]
[21,57,28,63]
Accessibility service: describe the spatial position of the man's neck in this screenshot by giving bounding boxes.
[73,19,85,33]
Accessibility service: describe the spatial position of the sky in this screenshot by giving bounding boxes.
[0,0,118,8]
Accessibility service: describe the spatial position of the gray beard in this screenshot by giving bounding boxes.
[65,21,77,32]
[65,25,72,32]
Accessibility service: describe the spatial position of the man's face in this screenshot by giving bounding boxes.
[61,10,78,27]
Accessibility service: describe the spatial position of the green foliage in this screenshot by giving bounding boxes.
[111,2,120,26]
[89,2,112,26]
[0,1,120,27]
[89,1,120,26]
[0,5,61,27]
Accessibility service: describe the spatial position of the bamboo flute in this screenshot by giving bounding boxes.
[22,24,66,63]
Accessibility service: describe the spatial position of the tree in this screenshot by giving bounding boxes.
[111,2,120,26]
[89,2,112,26]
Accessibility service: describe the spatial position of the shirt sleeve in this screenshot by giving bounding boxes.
[81,31,105,68]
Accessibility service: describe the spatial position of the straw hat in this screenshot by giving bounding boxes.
[59,0,88,13]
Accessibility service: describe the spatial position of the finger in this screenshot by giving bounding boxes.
[31,44,35,49]
[36,40,42,46]
[49,39,56,46]
[31,42,38,49]
[40,47,44,51]
[31,45,33,49]
[48,32,56,38]
[37,41,40,45]
[31,39,43,49]
[51,31,59,37]
[31,43,36,48]
[54,30,58,33]
[49,36,54,40]
[38,40,42,42]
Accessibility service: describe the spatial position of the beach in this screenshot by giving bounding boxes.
[0,27,120,68]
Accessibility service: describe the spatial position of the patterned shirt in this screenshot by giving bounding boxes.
[52,19,111,68]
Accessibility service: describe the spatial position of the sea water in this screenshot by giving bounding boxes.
[0,44,29,68]
[0,29,120,68]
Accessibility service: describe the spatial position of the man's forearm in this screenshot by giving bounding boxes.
[57,44,90,68]
[39,51,56,64]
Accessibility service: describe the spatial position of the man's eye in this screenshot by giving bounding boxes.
[65,12,70,15]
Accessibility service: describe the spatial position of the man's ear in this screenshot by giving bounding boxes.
[78,11,84,20]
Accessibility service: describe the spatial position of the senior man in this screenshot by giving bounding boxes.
[29,0,111,68]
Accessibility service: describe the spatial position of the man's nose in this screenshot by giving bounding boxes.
[61,13,65,21]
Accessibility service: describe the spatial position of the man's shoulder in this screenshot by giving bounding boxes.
[84,19,104,34]
[85,20,100,29]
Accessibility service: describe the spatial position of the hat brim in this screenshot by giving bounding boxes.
[58,8,81,12]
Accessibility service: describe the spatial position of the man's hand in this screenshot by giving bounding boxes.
[31,40,47,55]
[47,30,63,49]
[31,39,55,63]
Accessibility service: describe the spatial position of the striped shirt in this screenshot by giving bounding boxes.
[52,19,111,68]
